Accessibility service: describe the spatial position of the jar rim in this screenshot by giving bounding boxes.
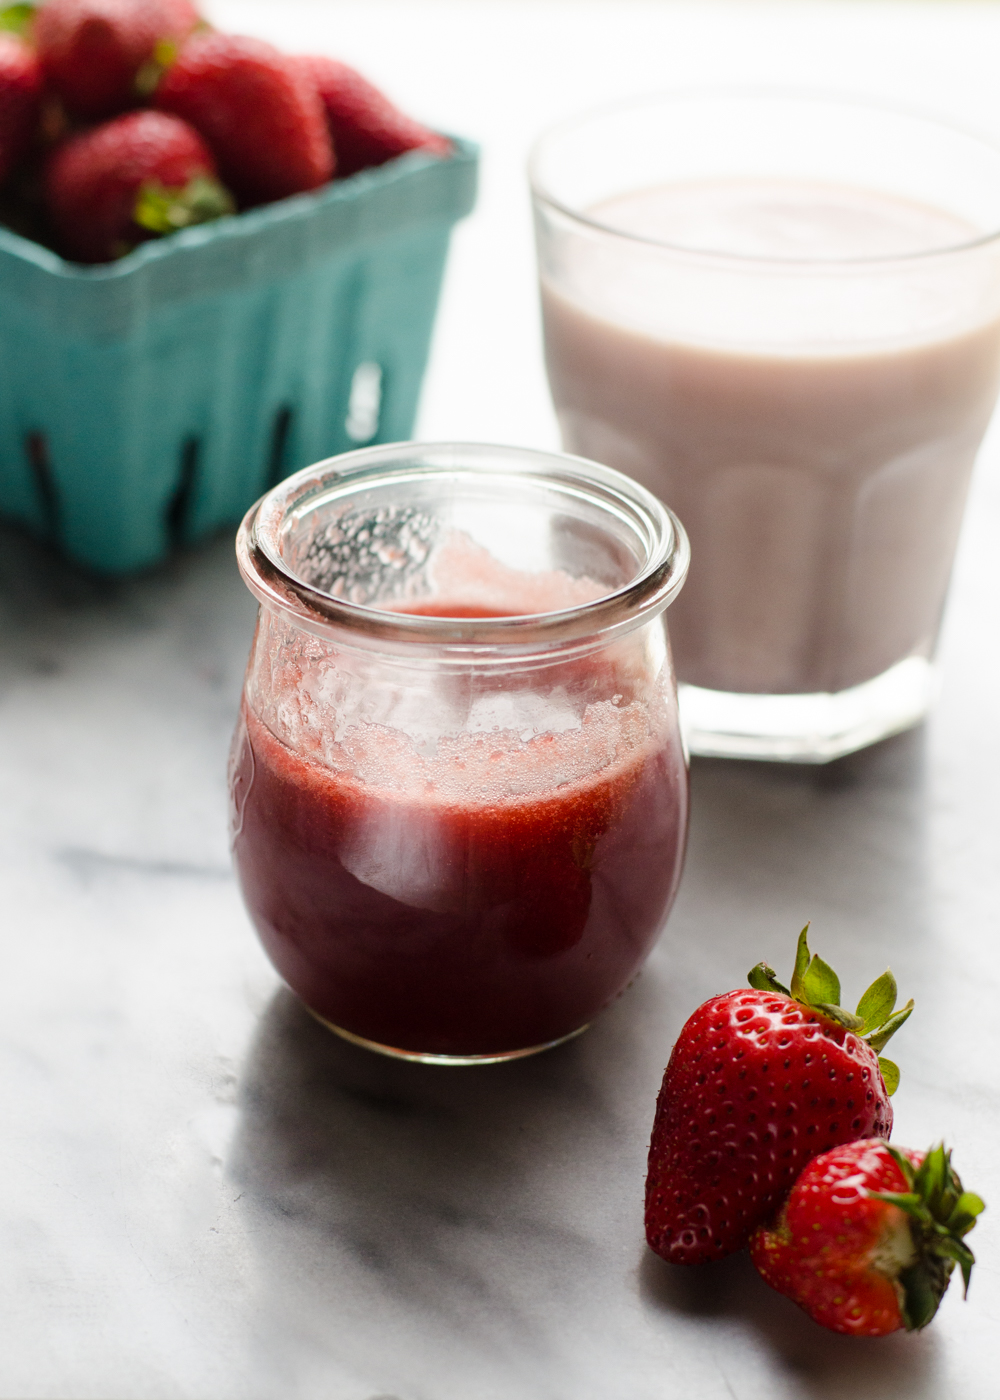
[529,86,1000,268]
[236,441,689,655]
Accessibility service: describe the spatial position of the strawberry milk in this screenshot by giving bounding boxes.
[232,677,686,1059]
[541,179,1000,696]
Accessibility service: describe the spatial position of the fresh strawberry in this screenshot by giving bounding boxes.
[751,1139,984,1335]
[0,32,42,184]
[33,0,202,119]
[44,107,232,262]
[645,926,913,1266]
[155,32,333,205]
[295,54,450,178]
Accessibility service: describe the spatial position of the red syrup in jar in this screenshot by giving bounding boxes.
[230,602,688,1058]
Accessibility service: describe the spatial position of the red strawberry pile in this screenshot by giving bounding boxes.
[646,926,985,1336]
[0,0,451,262]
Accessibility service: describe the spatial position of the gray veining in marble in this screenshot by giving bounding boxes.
[0,436,998,1399]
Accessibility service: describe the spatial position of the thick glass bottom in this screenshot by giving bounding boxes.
[679,655,938,764]
[306,1006,591,1065]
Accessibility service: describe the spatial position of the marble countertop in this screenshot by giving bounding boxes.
[3,3,1000,1397]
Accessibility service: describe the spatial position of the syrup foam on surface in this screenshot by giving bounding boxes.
[258,649,660,808]
[419,531,606,616]
[247,529,667,808]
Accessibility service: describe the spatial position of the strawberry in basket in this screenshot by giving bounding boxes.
[33,0,201,117]
[0,31,42,183]
[44,106,232,260]
[1,0,454,262]
[156,32,334,204]
[296,54,451,178]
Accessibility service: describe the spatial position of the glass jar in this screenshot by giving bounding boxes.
[229,442,690,1064]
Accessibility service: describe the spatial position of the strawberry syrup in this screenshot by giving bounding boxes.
[230,602,688,1058]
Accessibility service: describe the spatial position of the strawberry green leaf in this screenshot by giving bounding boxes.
[757,924,913,1073]
[789,924,812,1001]
[878,1056,900,1095]
[868,1188,924,1216]
[786,926,844,1010]
[134,38,180,99]
[949,1192,986,1236]
[799,953,841,1009]
[915,1143,952,1215]
[866,998,914,1054]
[957,1247,975,1295]
[879,1141,985,1307]
[0,2,34,34]
[897,1261,940,1330]
[134,176,235,235]
[747,962,790,996]
[884,1142,917,1186]
[931,1234,976,1293]
[152,36,178,66]
[856,968,897,1031]
[812,1002,864,1031]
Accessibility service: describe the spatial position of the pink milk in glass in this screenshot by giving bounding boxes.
[532,93,1000,761]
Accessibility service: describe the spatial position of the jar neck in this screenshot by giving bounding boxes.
[236,442,690,664]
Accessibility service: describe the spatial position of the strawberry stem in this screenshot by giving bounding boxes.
[135,39,181,99]
[134,176,235,235]
[866,1000,915,1054]
[747,962,790,996]
[856,968,897,1030]
[870,1142,985,1321]
[747,925,913,1090]
[0,3,34,36]
[877,1056,900,1095]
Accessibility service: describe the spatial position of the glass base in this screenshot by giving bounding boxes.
[679,655,938,764]
[306,1006,591,1065]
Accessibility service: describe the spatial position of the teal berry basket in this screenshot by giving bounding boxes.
[0,137,477,574]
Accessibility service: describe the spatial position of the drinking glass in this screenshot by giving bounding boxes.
[531,91,1000,760]
[229,442,689,1063]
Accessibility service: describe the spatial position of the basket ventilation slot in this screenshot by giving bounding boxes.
[268,405,294,488]
[25,432,59,541]
[167,437,200,548]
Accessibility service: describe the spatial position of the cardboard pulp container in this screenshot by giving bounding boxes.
[0,138,478,573]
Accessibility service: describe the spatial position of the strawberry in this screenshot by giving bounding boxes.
[0,31,42,184]
[155,32,333,205]
[44,107,232,262]
[751,1139,984,1335]
[295,54,450,178]
[33,0,202,119]
[645,926,913,1266]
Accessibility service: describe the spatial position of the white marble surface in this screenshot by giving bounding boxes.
[2,2,1000,1397]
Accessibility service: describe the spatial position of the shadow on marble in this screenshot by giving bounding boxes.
[227,969,943,1397]
[0,516,247,625]
[226,975,688,1393]
[0,517,125,619]
[638,1247,942,1399]
[231,980,651,1257]
[0,517,255,695]
[662,727,932,1007]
